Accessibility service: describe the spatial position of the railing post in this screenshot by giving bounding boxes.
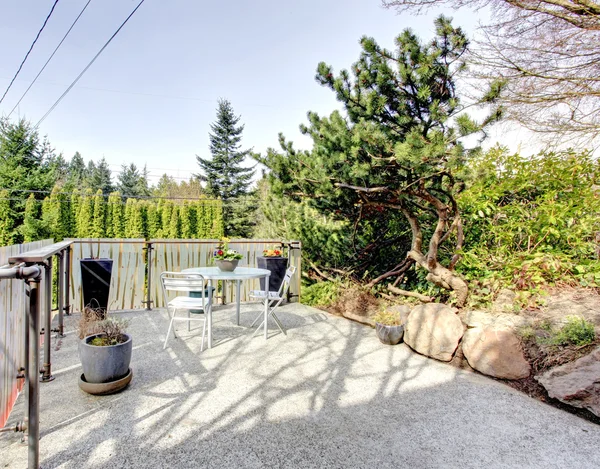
[26,275,41,469]
[144,242,153,310]
[57,252,65,337]
[64,246,71,316]
[40,259,54,382]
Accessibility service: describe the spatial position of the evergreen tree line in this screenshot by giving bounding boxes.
[3,188,224,243]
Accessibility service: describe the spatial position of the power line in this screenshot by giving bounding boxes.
[7,0,94,119]
[0,0,61,106]
[35,0,146,127]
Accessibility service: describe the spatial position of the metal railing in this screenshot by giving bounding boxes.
[0,240,72,469]
[0,237,301,468]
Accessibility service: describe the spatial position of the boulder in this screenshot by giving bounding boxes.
[461,310,530,330]
[404,303,463,361]
[536,347,600,417]
[462,327,530,380]
[388,304,412,325]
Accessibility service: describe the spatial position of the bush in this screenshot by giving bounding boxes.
[548,316,596,346]
[301,281,344,307]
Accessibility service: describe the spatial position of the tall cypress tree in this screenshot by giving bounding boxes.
[196,99,254,237]
[78,189,94,238]
[21,194,43,242]
[111,192,125,238]
[91,189,106,238]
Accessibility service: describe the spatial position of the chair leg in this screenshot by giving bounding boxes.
[164,317,175,349]
[271,313,287,335]
[201,317,207,352]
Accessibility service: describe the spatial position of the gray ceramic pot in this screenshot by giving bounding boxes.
[375,323,404,345]
[215,259,239,272]
[79,333,132,384]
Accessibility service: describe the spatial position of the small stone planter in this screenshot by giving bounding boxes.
[376,323,404,345]
[215,259,239,272]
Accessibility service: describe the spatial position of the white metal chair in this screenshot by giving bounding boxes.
[161,272,214,350]
[249,266,296,335]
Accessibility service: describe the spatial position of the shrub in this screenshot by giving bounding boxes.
[372,310,403,326]
[548,316,596,346]
[301,281,344,307]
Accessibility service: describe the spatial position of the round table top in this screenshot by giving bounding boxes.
[182,266,270,280]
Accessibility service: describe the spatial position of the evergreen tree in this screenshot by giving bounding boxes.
[180,201,196,239]
[70,190,81,235]
[88,157,114,194]
[118,163,148,198]
[146,202,159,239]
[196,99,255,236]
[161,201,173,237]
[111,192,125,238]
[210,200,224,238]
[168,205,181,239]
[258,18,503,306]
[77,189,94,238]
[21,194,43,242]
[91,189,106,238]
[0,118,57,242]
[0,190,14,246]
[68,152,86,187]
[42,185,70,241]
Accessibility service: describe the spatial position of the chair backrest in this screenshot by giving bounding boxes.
[277,266,296,296]
[160,272,208,305]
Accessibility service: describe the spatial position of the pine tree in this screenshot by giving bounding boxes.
[68,152,86,187]
[118,163,148,198]
[196,99,255,236]
[89,158,114,194]
[91,189,106,238]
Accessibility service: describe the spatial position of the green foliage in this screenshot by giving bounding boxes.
[117,163,149,198]
[372,309,403,326]
[301,281,344,307]
[549,317,596,346]
[91,190,106,238]
[458,147,600,299]
[77,189,94,238]
[21,194,43,242]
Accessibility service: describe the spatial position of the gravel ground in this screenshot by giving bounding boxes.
[1,302,599,469]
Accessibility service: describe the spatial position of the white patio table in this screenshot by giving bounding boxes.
[181,266,271,348]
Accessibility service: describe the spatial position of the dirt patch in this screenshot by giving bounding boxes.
[325,285,382,319]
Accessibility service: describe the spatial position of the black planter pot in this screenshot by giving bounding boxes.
[79,333,132,384]
[257,256,288,292]
[375,323,404,345]
[80,258,113,318]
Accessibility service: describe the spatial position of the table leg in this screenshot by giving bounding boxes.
[208,279,213,349]
[264,273,270,340]
[236,280,241,326]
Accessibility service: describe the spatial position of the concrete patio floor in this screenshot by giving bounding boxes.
[2,302,600,469]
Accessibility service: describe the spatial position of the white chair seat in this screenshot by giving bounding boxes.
[168,296,208,312]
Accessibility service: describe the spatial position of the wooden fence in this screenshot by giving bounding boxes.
[68,239,301,312]
[67,239,146,312]
[0,239,53,428]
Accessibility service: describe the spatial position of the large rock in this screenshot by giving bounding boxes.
[536,347,600,417]
[461,310,530,330]
[462,327,530,380]
[404,303,463,362]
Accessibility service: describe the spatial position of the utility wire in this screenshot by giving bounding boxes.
[35,0,146,127]
[7,0,93,119]
[0,0,61,106]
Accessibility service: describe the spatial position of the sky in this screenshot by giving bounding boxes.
[0,0,525,185]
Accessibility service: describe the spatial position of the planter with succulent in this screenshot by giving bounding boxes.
[213,238,243,271]
[78,308,133,395]
[257,246,287,292]
[372,310,404,345]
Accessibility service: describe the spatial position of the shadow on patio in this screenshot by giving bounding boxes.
[2,303,600,468]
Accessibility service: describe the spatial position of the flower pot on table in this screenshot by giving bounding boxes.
[215,259,239,272]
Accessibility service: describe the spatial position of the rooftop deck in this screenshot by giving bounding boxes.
[2,303,599,468]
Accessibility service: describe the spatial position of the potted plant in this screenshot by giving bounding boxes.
[213,237,243,271]
[78,308,132,395]
[257,245,287,292]
[372,310,404,345]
